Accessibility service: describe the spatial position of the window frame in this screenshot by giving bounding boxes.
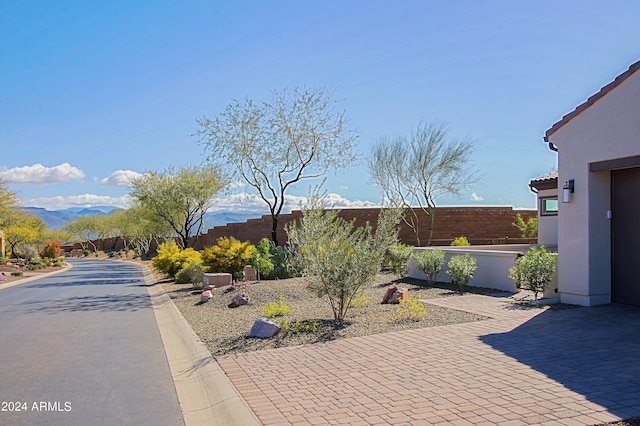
[540,196,559,216]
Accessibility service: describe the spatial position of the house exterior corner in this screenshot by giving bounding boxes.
[544,60,640,307]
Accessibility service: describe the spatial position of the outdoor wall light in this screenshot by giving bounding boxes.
[563,179,575,203]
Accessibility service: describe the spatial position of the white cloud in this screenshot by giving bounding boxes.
[209,192,379,214]
[470,192,484,201]
[0,163,85,184]
[23,194,132,210]
[322,193,378,209]
[100,170,142,187]
[23,190,378,213]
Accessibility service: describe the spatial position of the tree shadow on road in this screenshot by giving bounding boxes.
[21,293,152,313]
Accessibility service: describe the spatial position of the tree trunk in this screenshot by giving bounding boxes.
[271,214,279,247]
[427,207,435,246]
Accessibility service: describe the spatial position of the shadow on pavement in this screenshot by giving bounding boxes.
[480,304,640,419]
[21,293,152,313]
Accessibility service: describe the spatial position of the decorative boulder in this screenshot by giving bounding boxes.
[248,318,281,338]
[388,289,407,304]
[200,290,213,303]
[382,284,408,304]
[382,284,398,304]
[228,292,250,308]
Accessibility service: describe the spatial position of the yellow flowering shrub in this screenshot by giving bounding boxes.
[152,240,201,278]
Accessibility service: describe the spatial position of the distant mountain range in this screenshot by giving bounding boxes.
[23,206,262,231]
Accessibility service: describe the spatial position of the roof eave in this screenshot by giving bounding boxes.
[545,60,640,139]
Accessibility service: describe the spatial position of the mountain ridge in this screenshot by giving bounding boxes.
[23,207,263,231]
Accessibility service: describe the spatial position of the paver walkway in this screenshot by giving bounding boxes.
[217,295,640,425]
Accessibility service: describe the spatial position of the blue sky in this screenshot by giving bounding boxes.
[1,0,639,214]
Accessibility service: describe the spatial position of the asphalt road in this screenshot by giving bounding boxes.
[0,258,184,425]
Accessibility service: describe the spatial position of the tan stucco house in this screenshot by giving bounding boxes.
[533,60,640,306]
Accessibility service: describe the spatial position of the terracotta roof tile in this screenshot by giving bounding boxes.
[529,171,558,191]
[545,60,640,138]
[530,170,558,184]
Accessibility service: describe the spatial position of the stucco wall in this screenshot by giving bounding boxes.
[546,68,640,305]
[408,246,521,292]
[536,187,558,246]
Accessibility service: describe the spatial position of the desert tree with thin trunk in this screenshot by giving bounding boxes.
[110,207,173,257]
[368,121,479,246]
[5,212,46,259]
[0,179,20,229]
[62,214,100,253]
[129,165,227,248]
[196,87,358,246]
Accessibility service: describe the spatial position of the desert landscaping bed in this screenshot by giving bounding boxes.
[0,263,66,285]
[163,272,502,357]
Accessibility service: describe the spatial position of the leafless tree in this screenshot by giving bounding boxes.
[196,87,357,246]
[368,121,479,245]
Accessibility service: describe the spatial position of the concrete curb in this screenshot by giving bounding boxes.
[141,264,260,426]
[0,262,74,290]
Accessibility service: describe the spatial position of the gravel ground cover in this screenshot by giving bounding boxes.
[163,272,501,357]
[0,263,66,285]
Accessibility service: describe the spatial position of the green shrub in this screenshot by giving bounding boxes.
[447,254,477,294]
[175,260,206,288]
[247,238,274,280]
[509,246,557,300]
[280,319,321,333]
[512,213,538,238]
[27,257,47,270]
[201,236,253,276]
[152,241,202,279]
[392,296,427,322]
[451,236,470,246]
[11,271,23,276]
[286,201,401,322]
[262,295,291,318]
[387,242,413,278]
[83,249,91,257]
[413,249,445,285]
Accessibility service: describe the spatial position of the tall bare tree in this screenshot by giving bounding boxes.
[196,87,357,246]
[368,121,479,246]
[129,165,227,248]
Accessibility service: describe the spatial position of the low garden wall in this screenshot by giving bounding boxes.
[407,245,533,293]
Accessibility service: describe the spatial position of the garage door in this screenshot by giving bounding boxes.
[612,167,640,306]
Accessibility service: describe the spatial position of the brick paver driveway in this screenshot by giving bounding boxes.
[217,295,640,425]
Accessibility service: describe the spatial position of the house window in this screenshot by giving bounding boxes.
[540,197,558,216]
